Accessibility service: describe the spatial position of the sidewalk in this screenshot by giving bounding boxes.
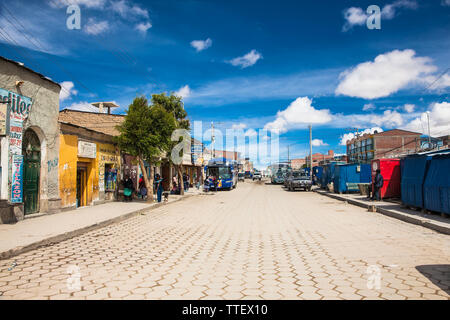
[314,188,450,235]
[0,189,204,260]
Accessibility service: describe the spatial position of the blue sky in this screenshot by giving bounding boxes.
[0,0,449,166]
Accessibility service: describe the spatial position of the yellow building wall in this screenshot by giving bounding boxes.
[59,134,100,208]
[59,134,78,208]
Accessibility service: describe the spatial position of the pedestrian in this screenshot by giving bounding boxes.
[123,175,134,202]
[171,175,179,195]
[372,169,384,201]
[138,174,147,200]
[155,174,163,203]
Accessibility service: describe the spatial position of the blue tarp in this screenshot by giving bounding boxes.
[424,153,450,214]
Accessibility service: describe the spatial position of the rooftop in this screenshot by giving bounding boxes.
[0,56,61,88]
[59,109,124,136]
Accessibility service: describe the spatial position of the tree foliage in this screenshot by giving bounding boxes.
[115,96,176,199]
[152,93,191,195]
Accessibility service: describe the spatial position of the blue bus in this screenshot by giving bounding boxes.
[204,158,238,190]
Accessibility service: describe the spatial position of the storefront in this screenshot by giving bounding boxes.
[59,122,120,209]
[0,56,61,223]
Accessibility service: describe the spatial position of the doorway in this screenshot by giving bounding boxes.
[76,163,87,207]
[22,129,41,215]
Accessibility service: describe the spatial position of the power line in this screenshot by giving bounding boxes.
[0,4,97,97]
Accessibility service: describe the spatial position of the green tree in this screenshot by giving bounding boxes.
[115,96,176,201]
[152,93,190,195]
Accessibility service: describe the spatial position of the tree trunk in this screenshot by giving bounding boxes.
[138,156,153,203]
[177,164,184,195]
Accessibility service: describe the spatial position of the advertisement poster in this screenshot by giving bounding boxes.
[0,103,6,135]
[0,88,33,155]
[11,155,24,203]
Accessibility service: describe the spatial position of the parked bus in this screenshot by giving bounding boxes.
[204,158,238,190]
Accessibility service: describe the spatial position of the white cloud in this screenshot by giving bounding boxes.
[111,0,149,19]
[342,7,367,31]
[335,49,436,99]
[442,0,450,6]
[342,0,417,31]
[245,129,258,137]
[135,22,152,34]
[84,19,110,35]
[370,110,404,127]
[403,102,450,136]
[264,97,333,133]
[311,139,328,147]
[59,81,78,101]
[48,0,106,9]
[363,103,376,111]
[63,101,102,113]
[403,104,415,113]
[424,73,450,91]
[175,85,191,99]
[339,127,383,145]
[190,38,212,52]
[227,50,262,69]
[231,123,247,130]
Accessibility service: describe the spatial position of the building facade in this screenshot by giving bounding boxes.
[58,122,121,209]
[346,129,421,163]
[0,57,61,223]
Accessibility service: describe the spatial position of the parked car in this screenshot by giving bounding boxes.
[271,171,285,184]
[238,172,245,181]
[287,171,312,191]
[253,171,262,181]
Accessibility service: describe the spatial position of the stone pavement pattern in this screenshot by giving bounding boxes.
[0,181,449,300]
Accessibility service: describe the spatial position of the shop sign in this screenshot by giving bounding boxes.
[11,155,24,203]
[0,88,33,154]
[78,141,97,158]
[0,103,7,135]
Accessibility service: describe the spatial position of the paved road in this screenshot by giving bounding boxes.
[1,180,449,300]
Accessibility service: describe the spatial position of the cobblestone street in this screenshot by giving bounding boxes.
[1,180,449,300]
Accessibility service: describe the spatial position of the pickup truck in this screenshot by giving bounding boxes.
[287,171,312,191]
[252,172,262,181]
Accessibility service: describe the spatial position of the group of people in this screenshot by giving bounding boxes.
[122,173,164,203]
[204,175,218,192]
[170,173,193,194]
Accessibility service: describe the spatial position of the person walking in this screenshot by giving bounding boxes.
[372,169,384,201]
[138,174,147,200]
[123,175,134,202]
[155,174,164,203]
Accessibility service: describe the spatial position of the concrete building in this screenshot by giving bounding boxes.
[346,129,421,163]
[290,158,306,170]
[58,109,123,209]
[0,56,61,223]
[305,150,335,167]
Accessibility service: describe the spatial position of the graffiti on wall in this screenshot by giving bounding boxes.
[48,158,58,172]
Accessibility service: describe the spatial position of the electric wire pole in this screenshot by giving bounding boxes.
[309,124,313,182]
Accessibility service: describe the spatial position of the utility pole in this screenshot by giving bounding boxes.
[426,111,431,149]
[309,124,313,181]
[211,121,215,159]
[287,144,290,167]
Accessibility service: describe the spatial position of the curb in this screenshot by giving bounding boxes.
[0,193,199,261]
[313,189,450,236]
